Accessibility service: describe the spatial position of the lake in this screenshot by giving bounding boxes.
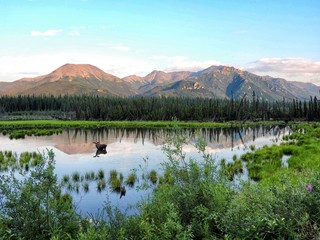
[0,125,290,217]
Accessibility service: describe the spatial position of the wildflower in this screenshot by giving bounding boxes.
[307,183,313,192]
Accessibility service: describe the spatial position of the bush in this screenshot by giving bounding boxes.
[222,174,320,239]
[0,150,80,239]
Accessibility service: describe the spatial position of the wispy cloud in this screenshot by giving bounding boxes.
[0,53,155,81]
[109,46,130,51]
[31,29,62,37]
[150,55,221,72]
[245,58,320,82]
[67,30,80,36]
[71,26,86,30]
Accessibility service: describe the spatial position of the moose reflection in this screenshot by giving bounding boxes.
[93,141,107,157]
[120,186,126,199]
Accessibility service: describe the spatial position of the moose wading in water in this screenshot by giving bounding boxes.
[93,141,107,157]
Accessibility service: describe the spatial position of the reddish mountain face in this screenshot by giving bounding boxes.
[0,63,319,101]
[0,64,134,96]
[143,70,191,84]
[47,63,118,82]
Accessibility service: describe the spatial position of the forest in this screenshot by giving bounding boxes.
[0,94,320,121]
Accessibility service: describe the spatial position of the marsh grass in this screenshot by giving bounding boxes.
[60,169,134,193]
[223,159,244,180]
[97,169,105,180]
[62,174,70,184]
[109,169,118,181]
[7,129,63,139]
[75,183,80,193]
[85,171,95,181]
[126,172,137,186]
[0,150,42,172]
[159,169,174,185]
[97,179,106,192]
[67,183,73,192]
[110,178,122,192]
[72,172,80,182]
[83,182,89,192]
[249,144,256,151]
[148,170,158,184]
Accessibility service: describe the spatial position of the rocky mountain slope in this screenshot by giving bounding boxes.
[0,64,136,96]
[0,63,319,101]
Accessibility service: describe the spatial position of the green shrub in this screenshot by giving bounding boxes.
[0,150,80,239]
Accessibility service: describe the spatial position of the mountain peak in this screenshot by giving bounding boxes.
[1,63,319,100]
[49,63,112,80]
[191,65,244,77]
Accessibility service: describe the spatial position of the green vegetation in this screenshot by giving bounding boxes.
[0,150,79,239]
[72,172,80,182]
[7,128,63,139]
[97,169,105,180]
[126,172,137,186]
[0,150,43,172]
[82,182,89,192]
[148,169,158,184]
[0,119,281,139]
[0,119,276,129]
[2,122,320,239]
[1,95,319,122]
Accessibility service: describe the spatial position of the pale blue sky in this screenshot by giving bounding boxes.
[1,0,319,84]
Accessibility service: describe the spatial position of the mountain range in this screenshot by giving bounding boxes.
[0,63,319,101]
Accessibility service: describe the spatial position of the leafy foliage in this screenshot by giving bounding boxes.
[0,150,80,239]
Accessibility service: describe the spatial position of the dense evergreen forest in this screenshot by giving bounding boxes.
[0,94,319,121]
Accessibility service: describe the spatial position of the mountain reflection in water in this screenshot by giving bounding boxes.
[0,125,290,216]
[49,125,289,155]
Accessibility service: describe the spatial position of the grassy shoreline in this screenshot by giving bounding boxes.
[0,119,286,129]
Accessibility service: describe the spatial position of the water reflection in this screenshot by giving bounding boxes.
[93,148,107,158]
[0,125,290,217]
[52,125,289,155]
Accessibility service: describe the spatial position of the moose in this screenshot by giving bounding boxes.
[93,141,107,157]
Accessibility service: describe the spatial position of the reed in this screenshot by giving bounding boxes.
[83,182,89,192]
[148,170,158,184]
[110,178,122,191]
[67,183,73,192]
[97,179,106,192]
[159,169,174,185]
[109,169,118,181]
[72,172,80,182]
[249,145,256,151]
[31,154,42,167]
[75,183,80,193]
[85,171,95,181]
[62,174,70,184]
[97,169,105,180]
[126,172,137,186]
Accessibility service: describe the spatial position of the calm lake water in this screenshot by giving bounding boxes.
[0,125,290,217]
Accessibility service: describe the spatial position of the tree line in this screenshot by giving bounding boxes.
[0,94,319,121]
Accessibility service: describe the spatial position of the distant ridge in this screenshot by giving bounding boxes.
[0,63,319,101]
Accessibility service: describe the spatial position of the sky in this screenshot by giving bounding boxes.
[0,0,320,84]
